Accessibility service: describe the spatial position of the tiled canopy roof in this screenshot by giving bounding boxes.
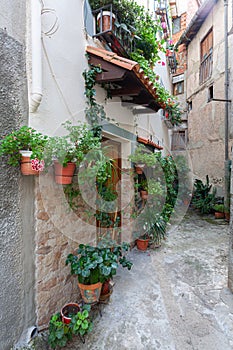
[86,46,165,113]
[137,136,163,150]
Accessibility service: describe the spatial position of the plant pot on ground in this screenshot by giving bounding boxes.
[61,303,80,324]
[136,236,150,251]
[66,243,133,304]
[213,204,225,219]
[48,304,92,348]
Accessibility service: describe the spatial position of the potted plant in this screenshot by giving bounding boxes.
[46,121,101,184]
[48,304,92,348]
[61,303,80,324]
[133,232,150,251]
[224,206,230,221]
[135,206,166,250]
[66,243,132,304]
[97,241,133,298]
[0,125,48,175]
[128,144,157,169]
[213,204,225,219]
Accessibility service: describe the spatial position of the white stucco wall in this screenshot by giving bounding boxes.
[28,0,172,153]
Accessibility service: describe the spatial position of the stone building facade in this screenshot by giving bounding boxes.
[178,0,233,195]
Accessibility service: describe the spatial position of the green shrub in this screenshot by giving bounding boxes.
[192,175,216,214]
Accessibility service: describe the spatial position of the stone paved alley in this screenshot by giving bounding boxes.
[26,210,233,350]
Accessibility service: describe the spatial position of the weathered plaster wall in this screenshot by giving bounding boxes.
[0,9,36,349]
[186,0,233,194]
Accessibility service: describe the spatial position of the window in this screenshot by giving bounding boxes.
[208,85,213,101]
[187,101,192,112]
[173,17,181,34]
[171,130,187,151]
[173,81,184,95]
[200,29,213,84]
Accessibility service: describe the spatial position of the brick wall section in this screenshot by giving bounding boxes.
[172,12,187,76]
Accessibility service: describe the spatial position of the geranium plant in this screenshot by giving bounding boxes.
[0,126,48,167]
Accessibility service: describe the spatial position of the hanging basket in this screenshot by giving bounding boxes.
[78,282,102,304]
[54,161,76,185]
[20,151,39,176]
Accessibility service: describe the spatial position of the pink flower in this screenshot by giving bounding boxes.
[161,22,166,29]
[31,158,44,172]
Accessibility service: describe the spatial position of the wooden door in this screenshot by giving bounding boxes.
[96,137,122,244]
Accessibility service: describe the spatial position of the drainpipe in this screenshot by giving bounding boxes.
[30,0,43,113]
[224,0,231,210]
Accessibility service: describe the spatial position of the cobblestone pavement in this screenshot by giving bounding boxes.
[28,209,233,350]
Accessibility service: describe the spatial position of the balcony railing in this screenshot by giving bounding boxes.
[199,51,213,84]
[166,51,177,74]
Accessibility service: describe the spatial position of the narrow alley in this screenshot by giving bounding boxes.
[28,209,233,350]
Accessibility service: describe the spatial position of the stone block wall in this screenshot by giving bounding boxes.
[34,166,135,329]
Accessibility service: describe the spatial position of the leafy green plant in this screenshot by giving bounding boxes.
[213,204,225,213]
[0,126,48,166]
[66,243,132,285]
[45,121,101,167]
[48,305,92,349]
[70,305,93,337]
[192,175,216,214]
[128,144,157,167]
[136,207,166,245]
[48,313,72,348]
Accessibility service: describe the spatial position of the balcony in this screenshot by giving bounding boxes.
[92,5,136,58]
[199,51,213,84]
[166,50,177,74]
[171,131,187,151]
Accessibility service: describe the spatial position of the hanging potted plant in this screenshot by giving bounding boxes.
[0,126,48,175]
[128,144,157,171]
[46,136,77,185]
[46,121,101,185]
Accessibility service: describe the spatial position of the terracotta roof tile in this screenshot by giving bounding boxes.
[86,46,165,111]
[137,136,163,150]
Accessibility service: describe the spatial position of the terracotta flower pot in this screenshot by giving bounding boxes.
[140,190,148,200]
[99,280,113,301]
[54,161,76,184]
[225,212,230,221]
[134,163,145,174]
[61,303,80,324]
[20,151,39,176]
[78,282,102,304]
[97,11,115,32]
[215,211,225,219]
[136,238,149,251]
